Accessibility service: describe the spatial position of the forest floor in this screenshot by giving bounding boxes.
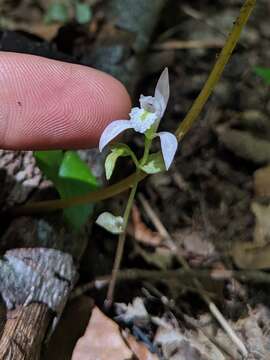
[1,0,270,359]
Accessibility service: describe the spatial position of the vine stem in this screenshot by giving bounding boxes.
[10,0,256,216]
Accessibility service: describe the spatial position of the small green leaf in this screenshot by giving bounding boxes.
[59,151,99,230]
[59,151,98,187]
[254,67,270,85]
[105,144,135,180]
[105,148,125,180]
[44,3,69,24]
[34,150,63,185]
[75,2,92,24]
[34,150,99,231]
[141,152,165,174]
[96,212,124,234]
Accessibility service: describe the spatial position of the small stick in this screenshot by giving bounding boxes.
[153,39,224,51]
[138,193,248,358]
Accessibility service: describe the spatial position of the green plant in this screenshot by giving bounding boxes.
[255,66,270,85]
[34,150,99,230]
[44,1,92,25]
[18,0,256,307]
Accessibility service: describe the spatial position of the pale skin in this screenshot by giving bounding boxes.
[0,52,131,149]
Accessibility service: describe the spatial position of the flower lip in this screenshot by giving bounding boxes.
[129,107,158,133]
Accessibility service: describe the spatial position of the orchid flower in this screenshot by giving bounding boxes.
[99,68,178,170]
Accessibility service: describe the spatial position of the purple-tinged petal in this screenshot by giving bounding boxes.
[157,131,178,170]
[154,68,170,118]
[99,120,132,152]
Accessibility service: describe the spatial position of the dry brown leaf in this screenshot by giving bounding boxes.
[232,241,270,269]
[173,229,215,258]
[252,202,270,245]
[44,296,94,360]
[232,202,270,269]
[154,319,225,360]
[26,23,61,41]
[129,205,163,247]
[235,306,270,358]
[254,165,270,197]
[71,306,132,360]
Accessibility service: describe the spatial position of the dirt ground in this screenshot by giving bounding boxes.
[1,0,270,359]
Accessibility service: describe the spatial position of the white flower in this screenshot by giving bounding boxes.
[99,68,178,170]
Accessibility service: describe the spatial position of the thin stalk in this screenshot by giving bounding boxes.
[10,0,256,216]
[106,177,139,306]
[106,136,153,305]
[175,0,256,140]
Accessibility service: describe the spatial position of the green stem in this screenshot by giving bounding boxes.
[140,136,152,166]
[175,0,256,140]
[106,175,139,306]
[10,0,256,216]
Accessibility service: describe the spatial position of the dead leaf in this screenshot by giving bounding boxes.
[129,205,163,247]
[252,202,270,245]
[173,228,215,258]
[134,244,173,270]
[235,306,270,358]
[115,297,149,327]
[254,166,270,197]
[44,296,94,360]
[217,128,270,164]
[232,202,270,269]
[154,317,225,360]
[71,306,132,360]
[232,241,270,269]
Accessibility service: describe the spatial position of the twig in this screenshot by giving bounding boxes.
[138,193,248,358]
[71,267,270,299]
[144,283,239,359]
[153,39,224,50]
[10,0,256,216]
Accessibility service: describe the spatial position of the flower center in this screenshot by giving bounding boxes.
[140,110,152,122]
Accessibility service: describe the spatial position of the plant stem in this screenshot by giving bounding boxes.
[175,0,256,140]
[141,137,152,166]
[10,0,256,216]
[106,176,139,306]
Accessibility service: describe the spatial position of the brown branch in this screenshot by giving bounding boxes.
[0,304,52,360]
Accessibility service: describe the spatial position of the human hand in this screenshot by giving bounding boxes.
[0,52,131,149]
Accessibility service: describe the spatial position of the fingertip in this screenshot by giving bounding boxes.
[0,52,132,149]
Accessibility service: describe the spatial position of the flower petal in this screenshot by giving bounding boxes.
[99,120,132,152]
[157,131,178,170]
[154,68,170,117]
[139,95,162,116]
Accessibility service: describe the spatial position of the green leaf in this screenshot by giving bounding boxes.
[141,152,165,174]
[44,3,69,24]
[254,67,270,85]
[59,151,99,230]
[34,150,99,231]
[105,144,135,180]
[75,2,92,24]
[96,212,123,234]
[34,150,63,184]
[59,151,98,187]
